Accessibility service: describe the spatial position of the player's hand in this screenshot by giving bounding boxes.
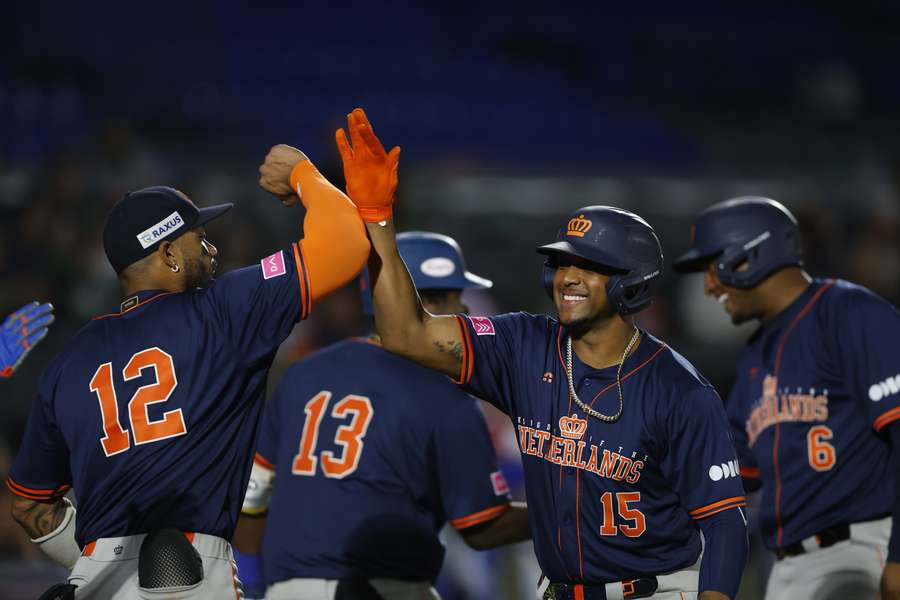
[882,561,900,600]
[259,144,309,208]
[335,107,401,223]
[0,302,54,378]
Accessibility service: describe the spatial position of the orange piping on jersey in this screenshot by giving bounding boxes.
[451,316,474,385]
[184,532,195,544]
[874,407,900,432]
[556,328,569,492]
[449,503,509,530]
[254,452,275,471]
[574,584,585,600]
[770,279,835,547]
[739,465,761,479]
[690,496,747,520]
[292,243,311,320]
[92,292,176,320]
[575,469,584,580]
[588,342,667,410]
[82,540,96,556]
[5,477,71,501]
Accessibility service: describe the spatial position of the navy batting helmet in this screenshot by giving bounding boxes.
[360,231,492,315]
[537,206,663,315]
[672,196,802,289]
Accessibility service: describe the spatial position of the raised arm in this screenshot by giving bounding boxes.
[336,109,464,379]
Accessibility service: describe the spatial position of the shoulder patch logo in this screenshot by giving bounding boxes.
[708,459,739,481]
[261,250,287,280]
[470,316,495,336]
[870,373,900,402]
[490,471,510,496]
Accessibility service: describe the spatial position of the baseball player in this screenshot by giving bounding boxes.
[1,301,54,378]
[233,231,531,600]
[673,196,900,600]
[5,144,380,598]
[335,108,749,600]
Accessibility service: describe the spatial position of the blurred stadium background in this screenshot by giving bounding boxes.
[3,2,900,598]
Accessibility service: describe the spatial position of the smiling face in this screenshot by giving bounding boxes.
[550,253,619,331]
[703,260,763,325]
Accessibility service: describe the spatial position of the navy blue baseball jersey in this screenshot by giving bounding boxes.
[453,312,745,584]
[6,245,310,547]
[726,278,900,549]
[255,338,511,585]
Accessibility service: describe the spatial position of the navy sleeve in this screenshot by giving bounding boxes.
[661,386,747,520]
[830,286,900,432]
[7,372,72,501]
[202,245,311,367]
[432,395,511,530]
[455,312,541,415]
[254,383,283,468]
[696,506,749,598]
[725,381,761,488]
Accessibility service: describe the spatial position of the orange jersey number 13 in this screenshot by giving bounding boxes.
[292,390,374,479]
[90,347,186,457]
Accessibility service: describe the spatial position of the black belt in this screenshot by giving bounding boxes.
[775,523,850,560]
[544,577,658,600]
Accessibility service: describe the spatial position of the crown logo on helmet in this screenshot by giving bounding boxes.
[559,414,587,439]
[566,215,592,238]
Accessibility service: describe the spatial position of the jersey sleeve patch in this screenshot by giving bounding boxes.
[449,503,509,530]
[470,316,495,336]
[260,250,287,280]
[5,476,71,502]
[490,471,510,496]
[874,406,900,432]
[689,495,747,520]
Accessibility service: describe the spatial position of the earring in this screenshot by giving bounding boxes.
[171,264,180,273]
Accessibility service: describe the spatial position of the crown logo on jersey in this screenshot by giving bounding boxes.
[567,215,592,238]
[559,414,587,439]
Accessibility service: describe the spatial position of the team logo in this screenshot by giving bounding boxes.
[260,250,286,280]
[420,257,455,278]
[566,214,592,238]
[558,414,587,440]
[114,545,123,555]
[136,211,184,249]
[869,373,900,402]
[542,372,554,383]
[469,316,495,336]
[490,471,510,496]
[708,459,739,482]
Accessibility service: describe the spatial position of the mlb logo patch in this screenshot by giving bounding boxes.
[261,250,287,280]
[470,316,495,336]
[490,471,510,496]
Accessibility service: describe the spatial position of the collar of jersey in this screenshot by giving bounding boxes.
[93,289,174,320]
[562,326,660,381]
[755,279,823,336]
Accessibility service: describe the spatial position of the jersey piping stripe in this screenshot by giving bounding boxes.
[874,406,900,432]
[253,452,275,470]
[449,503,509,529]
[739,465,761,479]
[575,469,584,580]
[690,496,747,520]
[452,316,474,385]
[5,477,71,501]
[573,585,585,600]
[771,279,835,547]
[292,243,311,320]
[92,292,176,320]
[587,342,668,409]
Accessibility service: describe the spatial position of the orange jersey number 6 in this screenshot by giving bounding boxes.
[90,347,186,457]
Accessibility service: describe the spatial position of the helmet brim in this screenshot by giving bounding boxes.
[672,247,718,273]
[536,241,626,273]
[195,203,234,227]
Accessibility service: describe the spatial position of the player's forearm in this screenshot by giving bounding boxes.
[460,502,530,550]
[11,495,67,539]
[292,161,370,302]
[366,220,462,376]
[233,513,266,554]
[695,507,747,600]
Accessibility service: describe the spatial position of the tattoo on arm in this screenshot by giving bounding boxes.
[433,339,463,359]
[12,496,67,539]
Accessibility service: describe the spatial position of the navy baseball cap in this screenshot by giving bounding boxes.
[359,231,492,315]
[103,186,233,273]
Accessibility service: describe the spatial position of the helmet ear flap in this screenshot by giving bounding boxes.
[606,272,654,315]
[541,259,555,299]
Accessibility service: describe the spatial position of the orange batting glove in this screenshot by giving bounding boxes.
[335,108,401,223]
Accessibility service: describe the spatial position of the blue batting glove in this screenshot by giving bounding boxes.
[1,301,55,378]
